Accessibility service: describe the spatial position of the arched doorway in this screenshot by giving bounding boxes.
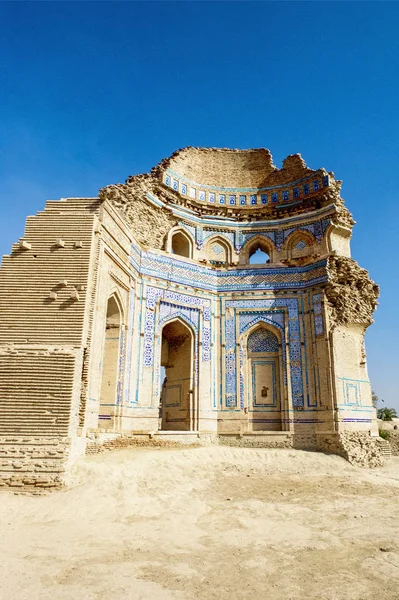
[159,319,193,431]
[246,326,283,431]
[98,296,122,430]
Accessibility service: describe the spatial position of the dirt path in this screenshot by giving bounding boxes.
[1,446,399,600]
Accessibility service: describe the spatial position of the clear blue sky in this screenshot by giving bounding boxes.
[1,1,398,409]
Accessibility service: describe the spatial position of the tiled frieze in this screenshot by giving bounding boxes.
[163,167,331,209]
[137,252,328,292]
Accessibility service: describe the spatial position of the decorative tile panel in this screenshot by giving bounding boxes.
[219,194,226,204]
[282,191,289,201]
[248,328,279,352]
[261,194,268,205]
[199,190,206,201]
[224,298,304,408]
[250,194,257,205]
[312,293,324,335]
[240,195,246,205]
[144,287,211,368]
[229,195,236,205]
[295,240,307,251]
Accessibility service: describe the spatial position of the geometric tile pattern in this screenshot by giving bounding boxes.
[295,240,307,251]
[164,167,330,208]
[312,293,324,335]
[144,287,211,367]
[248,328,279,352]
[137,252,328,292]
[224,298,304,408]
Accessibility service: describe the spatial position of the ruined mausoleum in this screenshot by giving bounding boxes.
[0,147,381,489]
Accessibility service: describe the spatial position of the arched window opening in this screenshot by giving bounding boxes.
[159,319,193,431]
[249,245,270,264]
[98,296,122,430]
[171,231,192,258]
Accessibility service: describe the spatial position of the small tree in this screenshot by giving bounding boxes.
[371,390,378,409]
[377,407,398,421]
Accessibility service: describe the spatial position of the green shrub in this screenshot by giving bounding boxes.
[379,429,390,440]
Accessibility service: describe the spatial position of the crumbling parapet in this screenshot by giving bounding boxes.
[325,256,379,328]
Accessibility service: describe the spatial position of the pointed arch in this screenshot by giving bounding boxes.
[205,235,232,264]
[240,320,285,432]
[98,292,124,430]
[165,226,194,259]
[284,228,316,258]
[239,235,275,265]
[159,317,195,431]
[106,289,126,326]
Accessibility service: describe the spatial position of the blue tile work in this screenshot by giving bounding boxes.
[295,240,307,251]
[219,194,226,204]
[247,328,279,352]
[229,195,236,205]
[202,229,235,249]
[173,179,179,191]
[156,301,200,400]
[180,222,196,245]
[312,293,324,335]
[196,226,204,250]
[199,190,206,201]
[144,287,211,368]
[275,229,284,250]
[137,250,328,292]
[212,243,225,255]
[283,224,318,243]
[181,184,187,195]
[163,168,332,210]
[125,290,136,404]
[241,231,276,250]
[116,327,125,405]
[224,299,304,408]
[261,194,268,205]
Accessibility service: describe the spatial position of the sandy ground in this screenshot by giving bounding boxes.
[1,447,399,600]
